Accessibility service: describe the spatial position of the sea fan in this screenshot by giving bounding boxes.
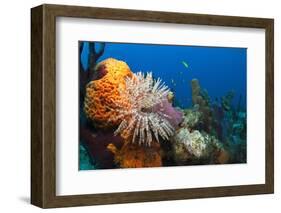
[111,72,175,146]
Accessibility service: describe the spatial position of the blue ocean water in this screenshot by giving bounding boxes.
[81,42,246,110]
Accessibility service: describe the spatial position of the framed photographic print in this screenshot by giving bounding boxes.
[31,4,274,208]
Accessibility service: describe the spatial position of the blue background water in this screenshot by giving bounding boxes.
[81,42,247,109]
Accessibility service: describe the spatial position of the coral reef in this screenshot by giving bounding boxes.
[79,50,246,169]
[112,72,178,146]
[108,140,162,168]
[84,58,133,128]
[81,73,245,168]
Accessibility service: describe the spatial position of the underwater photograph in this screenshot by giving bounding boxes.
[79,41,247,170]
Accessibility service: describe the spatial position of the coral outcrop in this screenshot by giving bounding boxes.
[84,58,133,128]
[173,128,211,159]
[171,126,230,164]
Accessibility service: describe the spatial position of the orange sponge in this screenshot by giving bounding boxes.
[108,141,162,168]
[84,58,133,128]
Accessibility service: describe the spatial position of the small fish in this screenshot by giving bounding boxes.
[171,79,177,86]
[182,61,189,69]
